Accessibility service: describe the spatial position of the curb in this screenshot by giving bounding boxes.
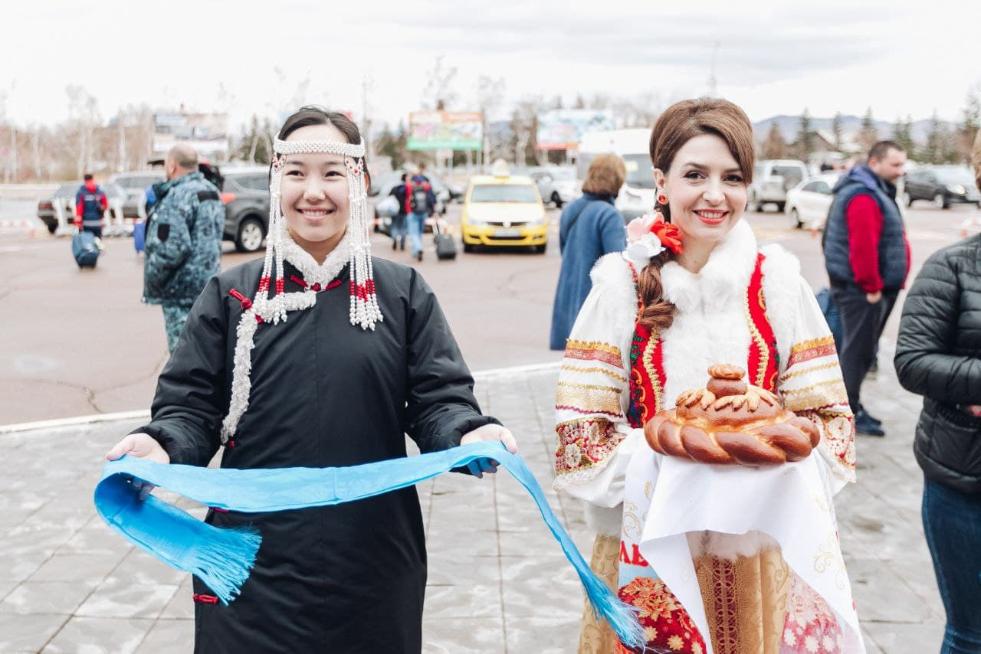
[0,362,562,435]
[0,409,151,435]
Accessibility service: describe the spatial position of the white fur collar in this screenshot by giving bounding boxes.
[281,227,351,286]
[660,219,757,313]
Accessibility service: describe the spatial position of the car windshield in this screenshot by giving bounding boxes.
[114,175,160,189]
[548,169,575,181]
[623,154,655,189]
[772,166,804,184]
[933,167,975,185]
[228,174,269,191]
[470,184,538,203]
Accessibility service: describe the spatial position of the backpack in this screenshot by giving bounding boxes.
[409,183,430,214]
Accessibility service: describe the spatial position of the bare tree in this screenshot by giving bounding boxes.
[476,76,506,166]
[762,122,787,159]
[423,55,458,111]
[65,85,101,177]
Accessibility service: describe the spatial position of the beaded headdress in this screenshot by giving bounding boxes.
[220,135,382,444]
[257,137,382,329]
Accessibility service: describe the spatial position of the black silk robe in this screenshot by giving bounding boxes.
[137,257,498,653]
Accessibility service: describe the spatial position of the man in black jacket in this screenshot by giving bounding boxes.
[894,231,981,653]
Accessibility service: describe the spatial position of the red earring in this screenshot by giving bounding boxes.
[657,192,668,205]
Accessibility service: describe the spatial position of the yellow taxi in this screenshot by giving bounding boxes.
[460,161,548,253]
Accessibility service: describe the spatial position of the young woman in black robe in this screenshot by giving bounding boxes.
[106,107,517,653]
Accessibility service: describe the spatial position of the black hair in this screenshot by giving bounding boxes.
[868,140,903,162]
[83,174,93,181]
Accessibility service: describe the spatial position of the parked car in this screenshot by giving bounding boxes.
[109,172,165,219]
[37,181,127,234]
[220,167,270,252]
[748,160,808,212]
[784,173,840,229]
[904,165,981,209]
[529,167,580,208]
[460,162,547,253]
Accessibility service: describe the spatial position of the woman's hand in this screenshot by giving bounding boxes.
[105,433,170,499]
[460,424,518,478]
[106,433,170,464]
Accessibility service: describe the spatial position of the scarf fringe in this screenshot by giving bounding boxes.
[189,524,262,604]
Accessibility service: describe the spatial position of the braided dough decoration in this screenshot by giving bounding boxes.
[644,364,820,465]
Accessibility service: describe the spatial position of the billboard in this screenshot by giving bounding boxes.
[407,111,483,151]
[537,109,615,151]
[152,111,229,160]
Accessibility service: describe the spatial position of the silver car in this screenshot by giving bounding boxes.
[109,172,165,219]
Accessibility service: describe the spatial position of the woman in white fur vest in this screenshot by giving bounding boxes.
[553,98,863,654]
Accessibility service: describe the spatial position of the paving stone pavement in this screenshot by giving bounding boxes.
[0,357,944,653]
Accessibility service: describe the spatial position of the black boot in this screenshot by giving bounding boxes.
[855,409,885,437]
[858,404,882,426]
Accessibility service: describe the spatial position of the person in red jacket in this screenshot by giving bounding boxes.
[823,141,911,436]
[74,174,108,238]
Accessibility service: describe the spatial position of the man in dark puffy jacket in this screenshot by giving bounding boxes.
[894,232,981,653]
[823,140,910,435]
[143,143,224,352]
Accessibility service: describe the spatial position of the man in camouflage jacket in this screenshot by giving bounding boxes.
[143,144,224,352]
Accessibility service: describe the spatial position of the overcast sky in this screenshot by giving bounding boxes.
[2,0,979,132]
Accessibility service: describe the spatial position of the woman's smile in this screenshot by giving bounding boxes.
[692,208,728,225]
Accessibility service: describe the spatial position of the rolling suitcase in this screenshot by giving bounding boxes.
[133,221,146,253]
[72,231,100,269]
[433,220,457,261]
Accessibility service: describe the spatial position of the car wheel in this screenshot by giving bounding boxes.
[790,208,803,229]
[933,192,948,210]
[904,192,914,208]
[235,217,265,252]
[775,202,785,213]
[552,192,563,209]
[463,242,475,253]
[534,243,547,254]
[45,222,57,235]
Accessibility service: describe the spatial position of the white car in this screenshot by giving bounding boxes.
[784,174,840,229]
[749,159,809,212]
[530,168,580,208]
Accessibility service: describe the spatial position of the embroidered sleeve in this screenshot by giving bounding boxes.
[553,268,642,506]
[776,278,856,489]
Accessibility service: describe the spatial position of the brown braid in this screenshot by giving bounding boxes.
[636,250,676,331]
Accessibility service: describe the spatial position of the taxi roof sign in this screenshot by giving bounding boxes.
[490,159,510,178]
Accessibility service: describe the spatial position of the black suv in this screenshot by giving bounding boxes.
[221,167,270,252]
[904,166,981,209]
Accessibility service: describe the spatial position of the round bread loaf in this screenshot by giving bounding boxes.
[644,365,820,466]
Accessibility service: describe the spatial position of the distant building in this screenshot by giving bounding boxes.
[152,110,229,161]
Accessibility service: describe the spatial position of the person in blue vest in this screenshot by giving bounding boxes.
[549,154,627,350]
[74,174,108,238]
[823,140,910,436]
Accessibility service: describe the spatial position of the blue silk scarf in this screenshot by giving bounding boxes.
[95,441,643,647]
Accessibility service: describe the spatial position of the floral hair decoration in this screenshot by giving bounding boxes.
[625,212,684,260]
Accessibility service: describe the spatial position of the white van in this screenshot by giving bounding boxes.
[577,129,655,222]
